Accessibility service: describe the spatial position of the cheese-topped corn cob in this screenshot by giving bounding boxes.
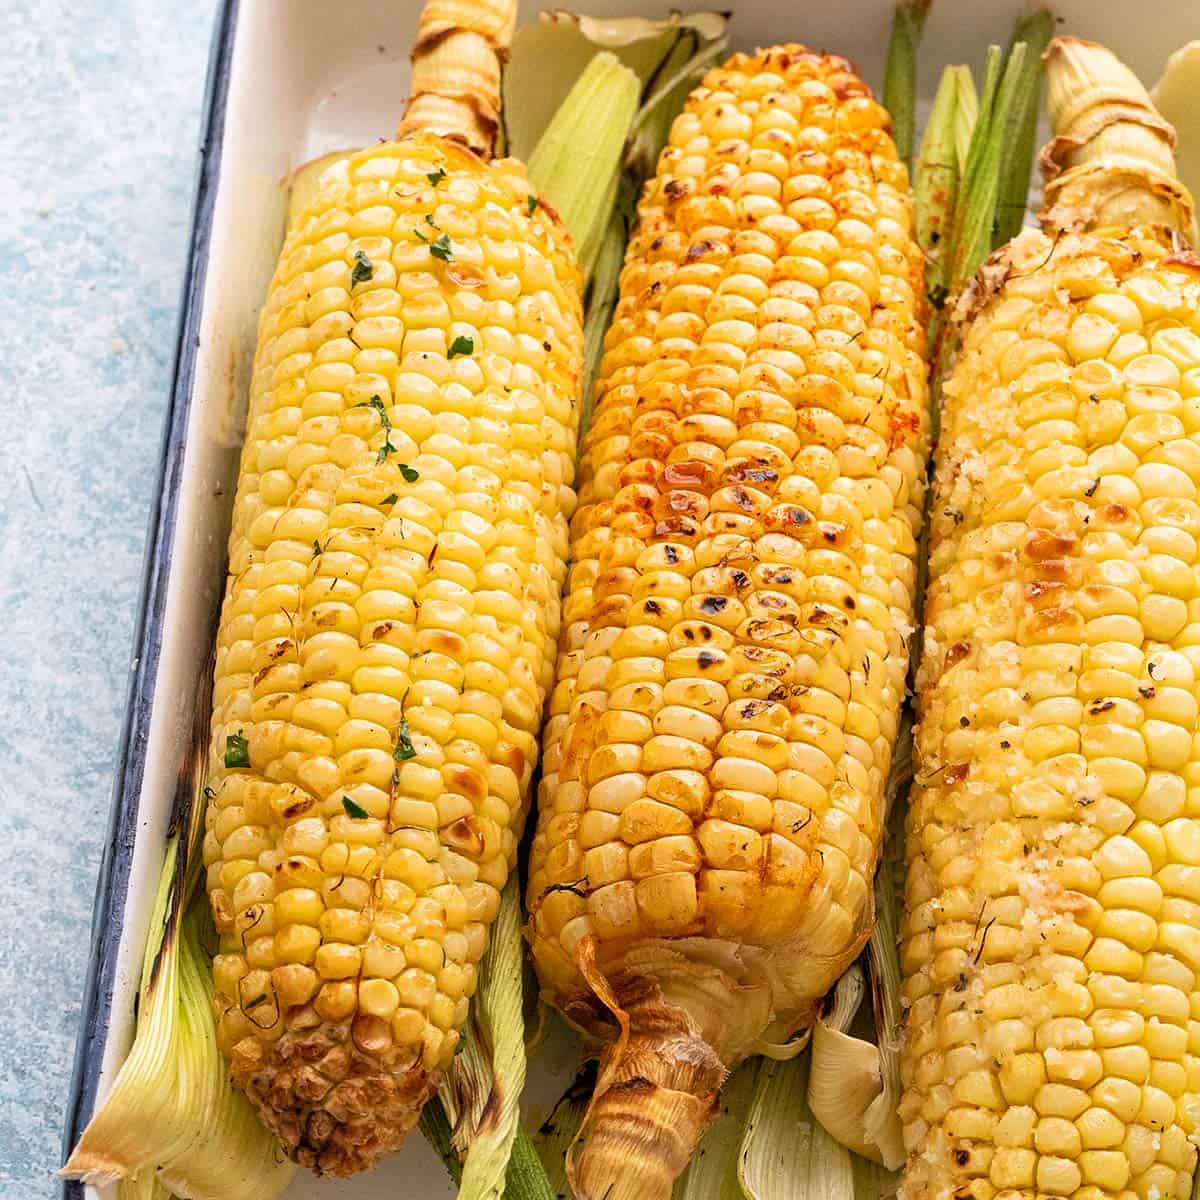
[526,46,929,1198]
[202,0,583,1175]
[900,39,1200,1200]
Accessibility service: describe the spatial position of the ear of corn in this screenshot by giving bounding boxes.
[202,0,586,1176]
[900,37,1200,1200]
[527,44,929,1199]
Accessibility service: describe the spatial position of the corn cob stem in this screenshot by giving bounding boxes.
[395,0,518,156]
[1041,36,1196,237]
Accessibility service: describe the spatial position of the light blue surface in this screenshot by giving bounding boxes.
[0,2,218,1195]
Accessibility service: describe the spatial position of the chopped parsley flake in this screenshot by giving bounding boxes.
[312,539,322,556]
[394,690,416,761]
[427,168,446,186]
[413,227,429,244]
[448,335,474,359]
[399,463,419,483]
[357,394,391,430]
[429,233,453,262]
[376,438,396,465]
[527,194,539,215]
[342,795,370,819]
[350,249,373,287]
[224,731,250,769]
[394,717,416,760]
[381,492,398,506]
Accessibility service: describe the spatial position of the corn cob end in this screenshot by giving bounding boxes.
[565,954,728,1200]
[224,1032,438,1176]
[1040,36,1196,237]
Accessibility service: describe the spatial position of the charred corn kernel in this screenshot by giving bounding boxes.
[204,65,583,1179]
[900,38,1200,1200]
[527,44,927,1200]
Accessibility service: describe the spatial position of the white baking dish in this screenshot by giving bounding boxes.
[63,2,1200,1198]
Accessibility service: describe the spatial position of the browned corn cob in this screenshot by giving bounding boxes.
[900,39,1200,1200]
[202,0,584,1175]
[526,45,929,1199]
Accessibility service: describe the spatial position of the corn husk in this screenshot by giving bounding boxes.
[1152,40,1200,207]
[503,10,727,162]
[533,1063,595,1199]
[425,877,539,1200]
[527,52,640,278]
[62,666,293,1200]
[736,1050,854,1200]
[994,8,1054,245]
[882,0,932,163]
[672,1063,758,1200]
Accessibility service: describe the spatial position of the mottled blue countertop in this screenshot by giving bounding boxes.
[0,3,217,1195]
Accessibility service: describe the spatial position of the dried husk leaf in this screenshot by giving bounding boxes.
[672,1062,758,1200]
[736,1052,854,1200]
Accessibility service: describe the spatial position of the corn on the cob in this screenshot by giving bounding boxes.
[526,46,929,1199]
[900,39,1200,1200]
[203,0,583,1175]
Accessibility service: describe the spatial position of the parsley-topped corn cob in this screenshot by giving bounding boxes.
[203,0,583,1176]
[900,39,1200,1200]
[526,44,929,1199]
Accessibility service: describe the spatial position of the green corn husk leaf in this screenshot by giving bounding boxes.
[504,10,728,163]
[428,876,543,1200]
[579,212,626,439]
[504,1128,558,1200]
[915,66,964,294]
[737,1049,854,1200]
[994,9,1055,246]
[882,0,932,164]
[63,667,293,1200]
[951,66,979,174]
[532,1063,594,1199]
[419,1098,463,1187]
[527,52,640,280]
[946,44,1004,288]
[672,1062,758,1200]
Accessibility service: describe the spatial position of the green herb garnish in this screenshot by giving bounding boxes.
[224,731,250,769]
[350,249,373,287]
[448,335,474,359]
[244,994,269,1011]
[381,492,398,506]
[527,194,540,215]
[395,717,416,760]
[399,463,420,483]
[394,690,417,761]
[342,795,370,820]
[357,394,391,430]
[429,233,453,262]
[427,168,446,186]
